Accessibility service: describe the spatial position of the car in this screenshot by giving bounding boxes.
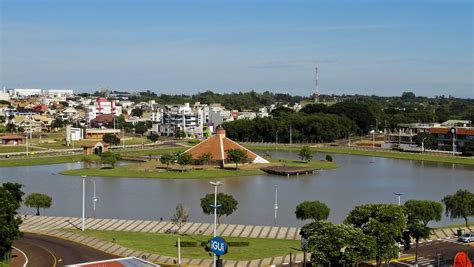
[458,232,474,243]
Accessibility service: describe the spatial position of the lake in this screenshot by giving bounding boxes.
[1,150,473,227]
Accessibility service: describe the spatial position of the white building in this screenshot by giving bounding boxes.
[47,89,74,96]
[152,103,204,138]
[87,97,122,121]
[10,88,43,97]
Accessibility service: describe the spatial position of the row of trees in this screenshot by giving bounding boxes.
[159,149,249,170]
[222,112,357,143]
[296,189,474,266]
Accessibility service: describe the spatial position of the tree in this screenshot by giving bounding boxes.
[51,118,64,129]
[159,153,176,170]
[81,156,94,168]
[131,108,144,117]
[412,132,436,150]
[103,133,120,145]
[134,121,148,135]
[0,183,24,259]
[200,193,238,223]
[101,152,121,168]
[6,123,16,133]
[147,133,159,142]
[176,152,192,172]
[442,189,474,228]
[171,203,189,233]
[300,221,376,266]
[325,154,333,162]
[345,204,407,267]
[24,193,52,216]
[226,149,248,169]
[298,146,312,162]
[295,200,330,221]
[402,200,443,265]
[198,152,213,165]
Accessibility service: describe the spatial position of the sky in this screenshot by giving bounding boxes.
[0,0,472,98]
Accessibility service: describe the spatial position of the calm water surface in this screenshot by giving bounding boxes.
[1,151,473,227]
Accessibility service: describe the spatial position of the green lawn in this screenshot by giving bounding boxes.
[60,157,336,179]
[0,154,100,167]
[66,229,300,261]
[118,147,187,157]
[0,261,9,267]
[0,145,27,153]
[435,221,474,229]
[247,144,474,166]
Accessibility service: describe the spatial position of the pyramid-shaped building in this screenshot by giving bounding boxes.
[184,126,269,166]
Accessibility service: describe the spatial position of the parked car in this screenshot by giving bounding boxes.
[458,232,474,243]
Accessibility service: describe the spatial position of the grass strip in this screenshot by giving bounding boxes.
[65,229,301,261]
[247,144,474,165]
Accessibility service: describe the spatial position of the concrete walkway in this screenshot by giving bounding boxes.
[20,216,305,267]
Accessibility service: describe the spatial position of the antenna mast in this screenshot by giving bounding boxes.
[315,66,320,103]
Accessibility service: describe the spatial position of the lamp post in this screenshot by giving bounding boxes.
[81,175,86,231]
[274,185,278,226]
[450,128,456,155]
[209,181,222,267]
[393,192,404,206]
[421,137,428,153]
[91,179,97,218]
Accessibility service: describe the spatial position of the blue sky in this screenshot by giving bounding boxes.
[1,0,472,97]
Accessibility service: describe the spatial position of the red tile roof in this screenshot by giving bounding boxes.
[0,134,25,140]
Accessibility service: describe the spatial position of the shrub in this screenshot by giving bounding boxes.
[325,155,333,162]
[188,139,200,145]
[176,241,198,247]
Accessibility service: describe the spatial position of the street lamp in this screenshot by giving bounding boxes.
[91,179,97,218]
[393,192,404,206]
[81,175,86,231]
[421,137,428,153]
[209,181,222,267]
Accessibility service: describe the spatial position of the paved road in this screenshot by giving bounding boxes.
[394,238,474,266]
[13,233,116,266]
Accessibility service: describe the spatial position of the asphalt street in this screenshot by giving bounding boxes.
[13,233,116,267]
[393,238,474,266]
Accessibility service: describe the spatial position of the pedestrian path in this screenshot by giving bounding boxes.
[19,215,304,267]
[19,215,302,241]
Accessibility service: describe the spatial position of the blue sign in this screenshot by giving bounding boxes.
[209,236,228,256]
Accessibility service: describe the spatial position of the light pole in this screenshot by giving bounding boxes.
[393,192,404,206]
[274,185,278,226]
[421,137,428,153]
[394,192,404,259]
[209,181,222,267]
[450,128,456,155]
[81,175,86,231]
[91,179,97,218]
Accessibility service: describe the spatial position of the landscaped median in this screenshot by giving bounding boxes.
[246,144,474,166]
[60,158,337,179]
[0,154,100,167]
[65,229,300,261]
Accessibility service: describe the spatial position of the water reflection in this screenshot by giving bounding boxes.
[0,151,473,227]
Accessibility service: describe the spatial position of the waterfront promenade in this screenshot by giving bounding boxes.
[19,215,473,266]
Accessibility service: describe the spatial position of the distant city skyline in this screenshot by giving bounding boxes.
[1,0,472,98]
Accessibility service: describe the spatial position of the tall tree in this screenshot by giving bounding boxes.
[200,193,238,223]
[345,204,407,267]
[298,146,313,162]
[295,200,330,221]
[442,189,474,228]
[0,183,24,259]
[176,152,192,172]
[103,133,120,145]
[402,200,443,265]
[159,153,176,170]
[300,221,376,266]
[198,152,213,165]
[131,107,144,117]
[171,203,189,233]
[101,152,121,168]
[24,193,52,216]
[226,149,248,169]
[412,132,436,150]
